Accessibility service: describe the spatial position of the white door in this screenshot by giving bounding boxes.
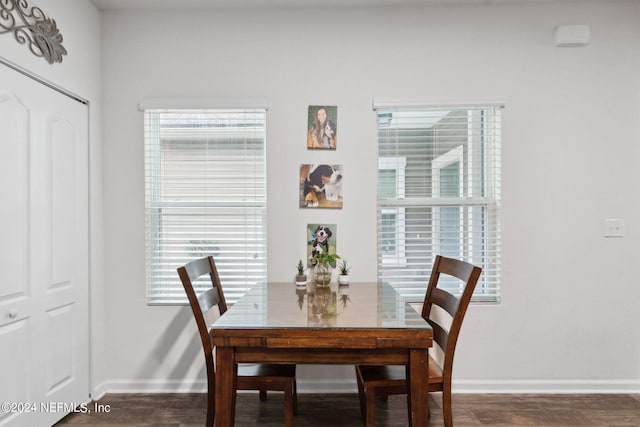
[0,64,90,426]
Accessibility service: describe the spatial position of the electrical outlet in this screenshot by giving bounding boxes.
[604,218,624,238]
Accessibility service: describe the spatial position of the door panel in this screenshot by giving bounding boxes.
[0,93,29,301]
[0,64,89,427]
[0,319,30,402]
[46,304,74,393]
[50,116,75,284]
[0,90,34,427]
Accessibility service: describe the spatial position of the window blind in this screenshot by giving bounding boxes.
[143,108,267,305]
[375,104,502,303]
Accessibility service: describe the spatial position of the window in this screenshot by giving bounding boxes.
[376,103,502,302]
[143,106,267,305]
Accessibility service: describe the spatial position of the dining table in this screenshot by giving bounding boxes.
[209,281,433,426]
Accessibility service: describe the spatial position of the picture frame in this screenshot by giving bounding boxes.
[307,223,337,267]
[307,105,337,150]
[299,164,343,209]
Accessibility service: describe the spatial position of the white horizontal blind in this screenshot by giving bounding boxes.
[144,108,267,305]
[376,105,501,303]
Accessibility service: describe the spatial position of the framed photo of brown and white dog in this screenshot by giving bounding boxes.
[307,105,337,150]
[300,164,343,209]
[307,224,337,267]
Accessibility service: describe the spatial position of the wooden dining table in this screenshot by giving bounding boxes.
[209,281,433,426]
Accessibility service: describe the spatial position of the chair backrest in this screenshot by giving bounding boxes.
[421,255,482,378]
[177,256,228,377]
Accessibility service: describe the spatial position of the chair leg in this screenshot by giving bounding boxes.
[293,380,298,415]
[206,402,214,427]
[442,386,453,427]
[206,375,215,427]
[231,370,238,426]
[355,367,366,420]
[284,383,294,427]
[365,387,377,427]
[259,390,267,401]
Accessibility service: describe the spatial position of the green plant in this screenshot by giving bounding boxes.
[339,260,350,275]
[297,259,305,275]
[312,252,340,268]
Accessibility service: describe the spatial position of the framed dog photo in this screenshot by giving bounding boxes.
[299,164,343,209]
[307,105,337,150]
[307,224,337,267]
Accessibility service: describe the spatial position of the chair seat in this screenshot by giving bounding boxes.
[357,355,444,391]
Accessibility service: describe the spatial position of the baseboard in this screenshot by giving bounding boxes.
[105,379,209,393]
[297,379,358,394]
[102,378,640,395]
[91,381,108,400]
[454,379,640,394]
[103,379,356,394]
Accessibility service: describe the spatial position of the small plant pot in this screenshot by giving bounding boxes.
[295,274,307,285]
[338,274,350,285]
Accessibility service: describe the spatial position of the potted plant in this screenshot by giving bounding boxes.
[295,260,307,285]
[311,252,340,286]
[338,259,350,285]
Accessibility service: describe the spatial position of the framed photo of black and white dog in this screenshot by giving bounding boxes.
[307,105,337,150]
[300,164,343,209]
[307,224,337,267]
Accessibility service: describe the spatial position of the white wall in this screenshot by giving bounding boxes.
[0,0,105,396]
[101,1,640,392]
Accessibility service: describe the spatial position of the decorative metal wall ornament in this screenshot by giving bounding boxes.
[0,0,67,64]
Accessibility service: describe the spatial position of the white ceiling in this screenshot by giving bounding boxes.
[88,0,613,11]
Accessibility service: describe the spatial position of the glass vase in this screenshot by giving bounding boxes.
[313,262,332,286]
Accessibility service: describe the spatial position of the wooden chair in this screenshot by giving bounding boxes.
[177,256,297,427]
[355,255,482,427]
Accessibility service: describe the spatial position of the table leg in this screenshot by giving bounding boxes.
[407,348,429,427]
[215,346,236,427]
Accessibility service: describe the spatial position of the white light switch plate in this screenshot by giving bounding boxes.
[604,218,624,237]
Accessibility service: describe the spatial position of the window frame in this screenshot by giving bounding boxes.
[375,102,502,303]
[142,105,268,305]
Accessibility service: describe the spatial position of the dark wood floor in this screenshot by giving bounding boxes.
[55,392,640,426]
